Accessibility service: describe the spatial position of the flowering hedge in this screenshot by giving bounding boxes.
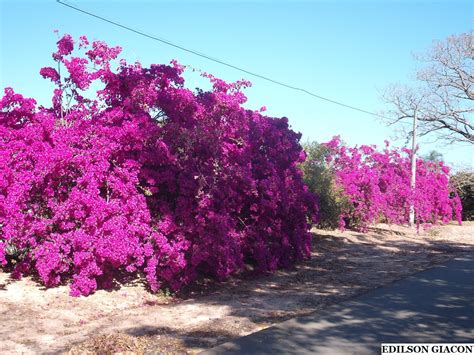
[0,34,316,296]
[323,137,462,231]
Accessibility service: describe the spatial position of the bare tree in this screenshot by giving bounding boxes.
[384,32,474,145]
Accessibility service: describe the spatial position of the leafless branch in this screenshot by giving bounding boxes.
[383,32,474,145]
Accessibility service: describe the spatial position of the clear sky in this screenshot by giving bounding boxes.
[1,0,473,169]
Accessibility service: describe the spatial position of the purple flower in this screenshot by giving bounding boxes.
[53,34,74,60]
[39,67,60,83]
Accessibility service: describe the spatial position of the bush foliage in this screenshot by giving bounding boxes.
[300,142,350,229]
[302,138,462,231]
[450,171,474,221]
[0,35,316,296]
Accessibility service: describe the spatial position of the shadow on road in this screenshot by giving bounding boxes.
[201,254,474,354]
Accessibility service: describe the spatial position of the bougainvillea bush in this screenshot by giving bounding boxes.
[320,136,462,231]
[0,34,316,296]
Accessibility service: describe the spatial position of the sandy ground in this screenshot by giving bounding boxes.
[1,222,473,354]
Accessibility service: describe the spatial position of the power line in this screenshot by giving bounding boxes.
[57,0,393,121]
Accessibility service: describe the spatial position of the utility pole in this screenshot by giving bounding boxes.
[57,61,64,124]
[409,109,417,226]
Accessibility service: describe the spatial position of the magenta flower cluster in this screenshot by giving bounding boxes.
[0,35,316,296]
[323,137,462,231]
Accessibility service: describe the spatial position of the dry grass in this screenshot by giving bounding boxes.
[1,222,473,354]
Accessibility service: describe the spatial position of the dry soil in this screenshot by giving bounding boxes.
[1,222,473,354]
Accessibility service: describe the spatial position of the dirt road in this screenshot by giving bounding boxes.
[1,222,473,354]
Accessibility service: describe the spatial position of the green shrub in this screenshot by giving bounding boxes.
[300,141,350,229]
[451,171,474,221]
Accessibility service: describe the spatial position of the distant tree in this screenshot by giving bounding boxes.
[300,141,350,229]
[423,150,444,162]
[450,170,474,221]
[384,32,473,145]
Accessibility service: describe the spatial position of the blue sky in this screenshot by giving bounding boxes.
[1,0,473,169]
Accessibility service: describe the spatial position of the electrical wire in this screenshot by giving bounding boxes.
[57,0,397,121]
